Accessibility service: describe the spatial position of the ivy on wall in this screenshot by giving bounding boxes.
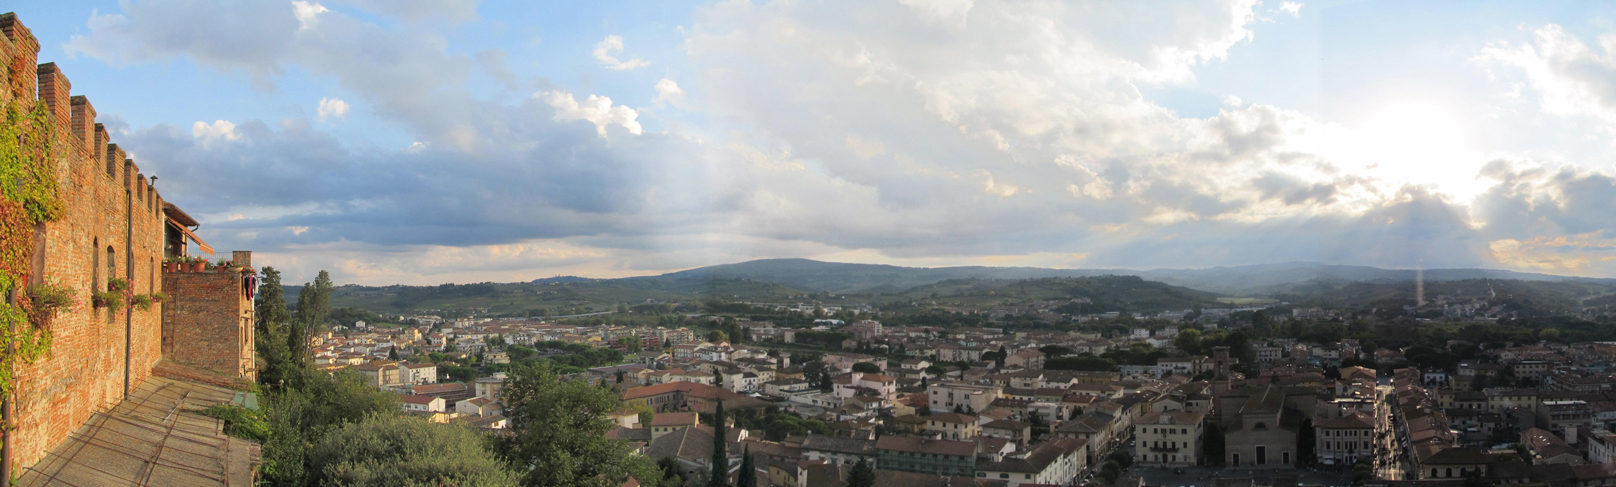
[0,99,65,408]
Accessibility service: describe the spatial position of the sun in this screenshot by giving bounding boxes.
[1339,101,1484,198]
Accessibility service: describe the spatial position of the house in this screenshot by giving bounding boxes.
[1005,350,1045,370]
[1419,447,1490,479]
[456,396,502,417]
[646,425,717,482]
[925,412,980,441]
[874,436,977,477]
[927,381,1001,413]
[974,438,1086,487]
[981,420,1033,446]
[649,412,700,440]
[833,372,897,400]
[400,394,447,413]
[1133,411,1205,467]
[800,435,877,467]
[1522,428,1584,465]
[1316,412,1374,466]
[1223,385,1299,467]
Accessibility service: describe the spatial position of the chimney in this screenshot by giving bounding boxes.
[36,63,69,129]
[70,95,95,155]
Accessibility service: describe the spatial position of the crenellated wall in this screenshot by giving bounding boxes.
[0,12,255,470]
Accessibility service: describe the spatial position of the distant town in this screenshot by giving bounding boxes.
[310,269,1616,487]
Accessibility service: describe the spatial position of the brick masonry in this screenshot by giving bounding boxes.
[1,12,256,471]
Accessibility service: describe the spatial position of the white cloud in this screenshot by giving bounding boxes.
[1279,2,1302,17]
[653,78,686,106]
[291,1,327,31]
[539,90,643,137]
[1478,25,1616,126]
[191,120,241,145]
[317,97,350,120]
[592,35,650,70]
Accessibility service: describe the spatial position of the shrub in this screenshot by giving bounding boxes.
[200,404,270,442]
[311,414,518,486]
[107,278,130,293]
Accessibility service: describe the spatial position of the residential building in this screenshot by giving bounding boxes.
[875,436,977,477]
[1133,411,1205,466]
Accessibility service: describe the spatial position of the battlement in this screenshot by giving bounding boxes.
[0,12,255,473]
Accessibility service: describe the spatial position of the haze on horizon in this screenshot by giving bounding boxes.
[22,0,1616,285]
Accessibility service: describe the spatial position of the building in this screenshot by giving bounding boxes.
[926,412,981,440]
[974,438,1086,487]
[928,381,1001,414]
[401,394,448,413]
[1223,385,1299,467]
[801,435,877,467]
[0,17,260,478]
[1316,412,1374,466]
[1538,400,1594,436]
[875,436,977,477]
[1133,411,1205,466]
[649,412,700,440]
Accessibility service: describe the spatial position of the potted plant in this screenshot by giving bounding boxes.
[131,294,154,311]
[190,256,207,272]
[28,281,77,328]
[91,291,124,312]
[150,292,169,304]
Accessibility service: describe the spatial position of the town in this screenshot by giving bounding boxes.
[302,281,1616,487]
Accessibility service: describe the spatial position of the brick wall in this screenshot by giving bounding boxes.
[163,266,255,379]
[0,12,252,470]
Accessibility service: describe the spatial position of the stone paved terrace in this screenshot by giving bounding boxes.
[17,376,259,486]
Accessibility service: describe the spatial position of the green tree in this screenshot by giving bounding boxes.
[711,400,729,486]
[851,362,881,374]
[847,458,874,487]
[388,347,399,361]
[255,267,300,390]
[1174,329,1202,354]
[708,330,728,343]
[290,270,334,362]
[496,362,658,487]
[310,415,518,486]
[737,445,755,487]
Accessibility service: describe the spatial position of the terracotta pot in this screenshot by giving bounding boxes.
[190,262,206,272]
[164,262,176,273]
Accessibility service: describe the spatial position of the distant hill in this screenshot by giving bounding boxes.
[289,258,1616,316]
[649,259,1615,295]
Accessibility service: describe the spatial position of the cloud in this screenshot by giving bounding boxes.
[291,1,327,31]
[1478,24,1616,132]
[592,35,650,71]
[191,120,241,146]
[68,0,1616,283]
[326,0,480,24]
[317,97,350,120]
[539,90,643,137]
[653,78,685,106]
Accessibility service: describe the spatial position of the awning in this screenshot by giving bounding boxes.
[167,219,215,255]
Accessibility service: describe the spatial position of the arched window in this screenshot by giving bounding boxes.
[92,238,100,291]
[1446,468,1453,477]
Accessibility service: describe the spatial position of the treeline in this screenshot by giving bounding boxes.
[248,267,676,486]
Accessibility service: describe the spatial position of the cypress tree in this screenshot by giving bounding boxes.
[737,445,754,487]
[711,399,728,486]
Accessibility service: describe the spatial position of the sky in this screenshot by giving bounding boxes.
[12,0,1616,285]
